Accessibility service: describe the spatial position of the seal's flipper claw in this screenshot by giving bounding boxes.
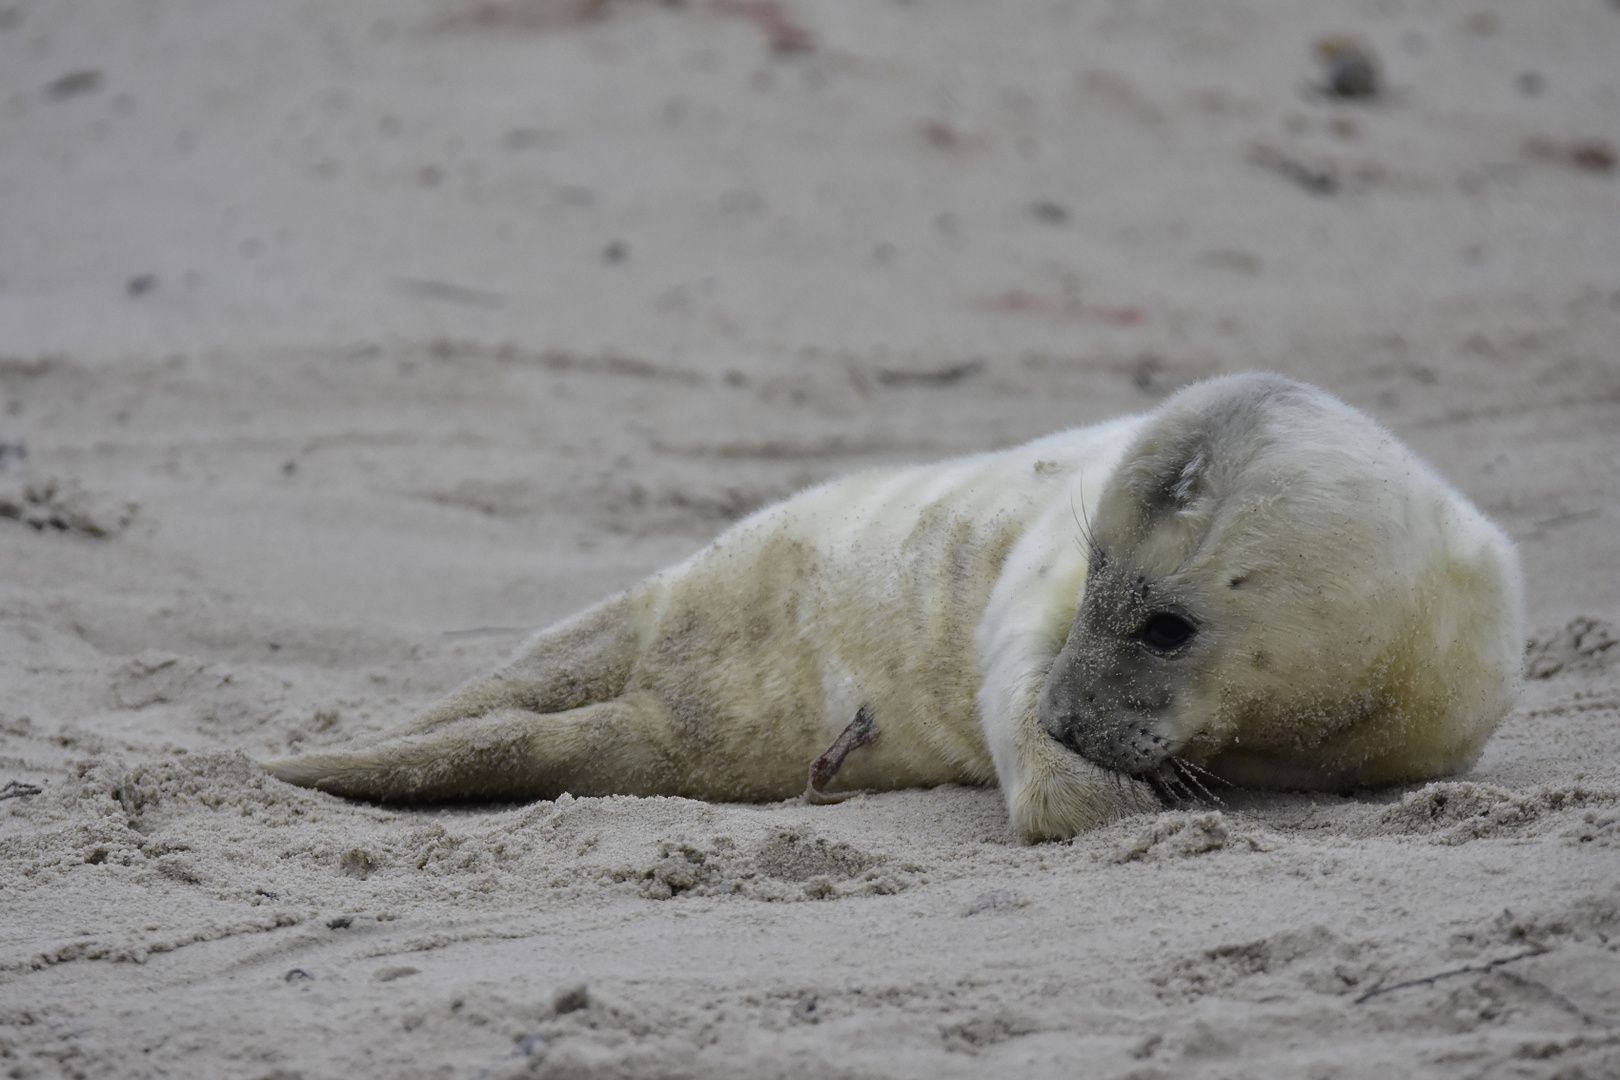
[803,706,878,805]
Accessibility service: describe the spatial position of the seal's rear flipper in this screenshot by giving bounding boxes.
[263,692,685,802]
[803,707,878,805]
[385,592,648,743]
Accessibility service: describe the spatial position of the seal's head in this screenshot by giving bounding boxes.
[1039,374,1523,798]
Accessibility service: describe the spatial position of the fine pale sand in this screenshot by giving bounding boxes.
[2,2,1618,1078]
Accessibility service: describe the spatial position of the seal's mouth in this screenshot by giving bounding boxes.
[1043,708,1175,773]
[1039,694,1233,808]
[1043,717,1228,807]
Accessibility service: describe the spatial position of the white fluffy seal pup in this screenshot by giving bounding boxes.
[264,374,1524,841]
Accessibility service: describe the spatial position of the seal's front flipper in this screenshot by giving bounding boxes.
[803,706,878,805]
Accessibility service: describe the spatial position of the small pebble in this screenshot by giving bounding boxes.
[1316,36,1380,100]
[553,984,590,1014]
[1030,200,1068,224]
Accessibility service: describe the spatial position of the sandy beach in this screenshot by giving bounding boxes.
[2,1,1617,1077]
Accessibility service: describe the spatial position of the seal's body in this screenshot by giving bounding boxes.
[265,375,1524,841]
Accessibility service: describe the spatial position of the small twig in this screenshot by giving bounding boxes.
[1354,948,1546,1004]
[1533,507,1601,531]
[392,278,506,309]
[1,781,44,800]
[1248,142,1340,195]
[875,358,985,387]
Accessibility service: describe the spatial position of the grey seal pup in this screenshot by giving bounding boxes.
[264,373,1524,841]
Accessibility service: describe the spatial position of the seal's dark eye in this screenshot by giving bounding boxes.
[1138,613,1196,653]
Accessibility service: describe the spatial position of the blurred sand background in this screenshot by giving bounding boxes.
[1,1,1618,1077]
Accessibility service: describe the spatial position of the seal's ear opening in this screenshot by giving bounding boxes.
[1123,375,1306,524]
[1130,432,1216,517]
[1166,443,1209,508]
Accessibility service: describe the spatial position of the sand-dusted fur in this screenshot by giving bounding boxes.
[264,374,1523,842]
